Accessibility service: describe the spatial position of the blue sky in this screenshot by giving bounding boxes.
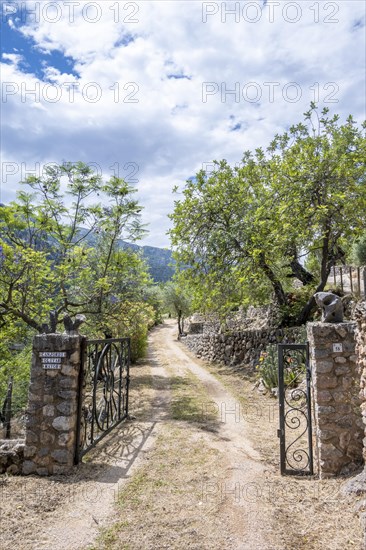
[1,0,365,247]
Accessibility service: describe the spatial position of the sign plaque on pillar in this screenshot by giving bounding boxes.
[39,351,66,370]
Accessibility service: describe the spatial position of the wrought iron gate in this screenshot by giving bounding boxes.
[75,337,130,463]
[277,343,314,476]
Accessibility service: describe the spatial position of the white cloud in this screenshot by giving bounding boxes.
[1,0,365,246]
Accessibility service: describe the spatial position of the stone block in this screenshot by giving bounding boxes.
[24,446,37,459]
[334,365,350,375]
[316,390,333,403]
[51,449,70,464]
[38,447,49,457]
[339,432,351,449]
[70,351,80,363]
[40,432,55,445]
[25,416,39,429]
[43,404,55,416]
[7,464,20,475]
[43,394,55,403]
[315,361,334,374]
[61,364,77,376]
[346,443,364,461]
[25,430,38,444]
[318,430,336,441]
[27,392,42,403]
[316,376,339,390]
[56,401,77,416]
[52,416,74,431]
[313,349,332,359]
[334,356,347,364]
[58,432,75,447]
[23,460,36,475]
[57,390,77,400]
[335,326,348,338]
[45,370,58,379]
[320,442,344,459]
[35,467,49,476]
[342,377,354,390]
[34,455,50,467]
[337,416,355,429]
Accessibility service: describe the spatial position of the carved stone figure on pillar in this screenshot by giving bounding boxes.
[314,292,344,323]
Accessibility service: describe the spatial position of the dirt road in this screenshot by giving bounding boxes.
[1,320,364,550]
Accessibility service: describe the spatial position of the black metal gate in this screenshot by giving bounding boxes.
[277,343,314,476]
[75,337,130,463]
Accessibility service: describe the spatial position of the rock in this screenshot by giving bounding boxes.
[6,464,19,475]
[341,470,366,495]
[314,292,344,323]
[52,416,74,431]
[51,449,70,464]
[257,379,268,395]
[23,460,36,475]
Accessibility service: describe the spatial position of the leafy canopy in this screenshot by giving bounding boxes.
[169,106,366,325]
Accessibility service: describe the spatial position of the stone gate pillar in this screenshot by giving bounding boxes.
[307,322,363,478]
[23,334,84,475]
[355,303,366,470]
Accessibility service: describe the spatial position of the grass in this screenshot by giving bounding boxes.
[169,370,218,424]
[89,363,224,550]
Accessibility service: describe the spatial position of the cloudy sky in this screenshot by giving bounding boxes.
[1,0,365,247]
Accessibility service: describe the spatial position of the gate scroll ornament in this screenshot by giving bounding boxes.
[75,338,130,462]
[277,343,314,476]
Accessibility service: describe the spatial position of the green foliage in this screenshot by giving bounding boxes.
[0,323,33,412]
[0,162,157,394]
[352,233,366,265]
[97,300,155,363]
[0,163,148,331]
[279,286,317,327]
[163,280,192,334]
[170,106,366,325]
[256,346,280,393]
[256,345,305,395]
[143,285,165,325]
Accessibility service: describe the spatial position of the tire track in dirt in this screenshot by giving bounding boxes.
[151,321,281,550]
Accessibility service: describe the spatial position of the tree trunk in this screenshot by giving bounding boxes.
[288,258,315,285]
[258,253,288,306]
[177,309,183,335]
[296,228,331,326]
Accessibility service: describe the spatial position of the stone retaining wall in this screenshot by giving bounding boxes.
[181,327,304,369]
[0,439,25,474]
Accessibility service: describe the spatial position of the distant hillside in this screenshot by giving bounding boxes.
[139,245,175,283]
[119,240,175,283]
[77,228,174,282]
[0,211,175,282]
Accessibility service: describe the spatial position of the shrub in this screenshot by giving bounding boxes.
[352,234,366,265]
[256,344,306,395]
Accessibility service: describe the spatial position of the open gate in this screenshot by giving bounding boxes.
[277,343,314,476]
[75,337,130,463]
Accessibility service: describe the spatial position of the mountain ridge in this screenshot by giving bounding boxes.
[77,228,174,282]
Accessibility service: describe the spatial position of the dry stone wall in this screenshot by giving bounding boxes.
[181,327,304,369]
[0,439,24,474]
